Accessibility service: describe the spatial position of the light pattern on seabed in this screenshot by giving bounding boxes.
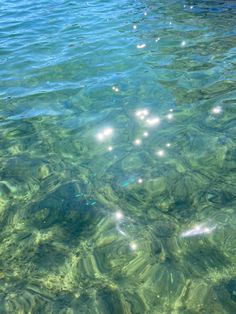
[0,0,236,313]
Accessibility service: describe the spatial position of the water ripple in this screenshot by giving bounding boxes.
[0,0,236,312]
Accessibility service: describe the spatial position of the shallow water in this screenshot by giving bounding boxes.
[0,0,236,313]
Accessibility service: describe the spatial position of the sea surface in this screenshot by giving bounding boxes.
[0,0,236,313]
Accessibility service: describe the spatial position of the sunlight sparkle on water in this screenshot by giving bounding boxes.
[136,109,149,121]
[136,109,149,117]
[143,131,149,137]
[96,127,113,141]
[134,138,142,145]
[212,106,222,114]
[156,150,165,157]
[146,117,160,126]
[112,86,119,92]
[181,223,216,238]
[103,128,113,136]
[137,44,146,49]
[115,211,124,221]
[137,178,143,184]
[97,133,105,141]
[167,113,173,120]
[130,242,138,251]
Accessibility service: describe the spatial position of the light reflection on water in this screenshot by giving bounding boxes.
[0,0,236,313]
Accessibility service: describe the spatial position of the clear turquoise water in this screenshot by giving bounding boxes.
[0,0,236,313]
